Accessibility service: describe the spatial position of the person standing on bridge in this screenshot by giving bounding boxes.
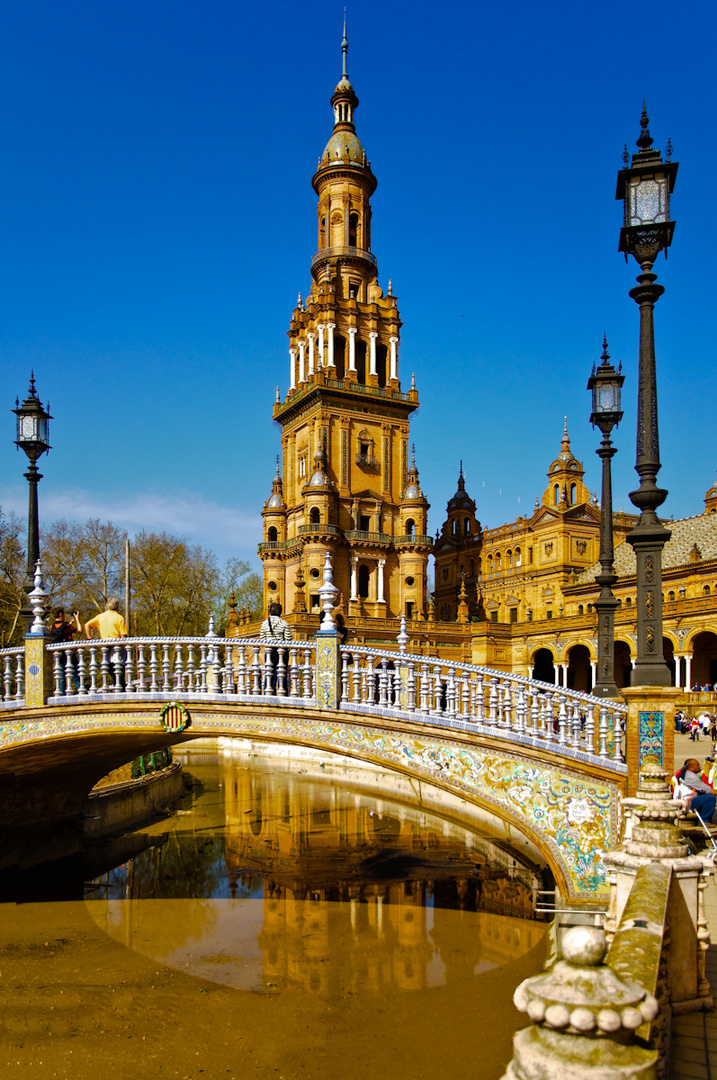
[259,602,292,693]
[84,598,128,640]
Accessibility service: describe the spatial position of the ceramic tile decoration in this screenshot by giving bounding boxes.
[638,710,664,768]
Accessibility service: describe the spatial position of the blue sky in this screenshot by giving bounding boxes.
[1,0,715,569]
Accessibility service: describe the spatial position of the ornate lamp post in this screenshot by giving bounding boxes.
[588,337,624,698]
[616,107,677,687]
[13,375,52,633]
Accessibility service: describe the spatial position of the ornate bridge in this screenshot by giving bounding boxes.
[0,628,628,902]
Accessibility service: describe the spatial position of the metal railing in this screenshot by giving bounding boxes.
[44,638,316,704]
[338,645,626,766]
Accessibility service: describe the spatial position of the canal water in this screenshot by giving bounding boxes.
[0,743,549,1080]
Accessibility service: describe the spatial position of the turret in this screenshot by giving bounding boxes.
[541,419,591,510]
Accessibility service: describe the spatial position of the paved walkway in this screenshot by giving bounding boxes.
[671,730,717,1079]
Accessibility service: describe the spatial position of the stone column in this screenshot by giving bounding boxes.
[289,347,296,391]
[369,332,378,377]
[348,327,357,373]
[377,558,386,604]
[298,340,306,384]
[685,653,692,691]
[559,662,568,687]
[389,336,398,381]
[307,332,315,375]
[622,686,680,797]
[327,323,335,371]
[350,555,358,602]
[317,324,325,368]
[591,660,597,686]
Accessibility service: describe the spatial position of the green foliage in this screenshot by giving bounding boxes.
[0,508,25,646]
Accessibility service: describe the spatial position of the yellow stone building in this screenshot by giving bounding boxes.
[251,38,717,699]
[259,34,431,625]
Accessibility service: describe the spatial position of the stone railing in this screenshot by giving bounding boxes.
[339,644,626,765]
[43,638,317,704]
[0,647,25,707]
[500,764,713,1079]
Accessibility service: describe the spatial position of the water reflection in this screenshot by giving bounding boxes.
[87,748,547,994]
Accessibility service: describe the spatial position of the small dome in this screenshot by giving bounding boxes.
[308,447,331,487]
[321,129,366,166]
[266,491,283,508]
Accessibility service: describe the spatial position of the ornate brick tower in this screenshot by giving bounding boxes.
[259,30,430,624]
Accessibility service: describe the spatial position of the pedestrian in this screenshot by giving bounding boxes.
[259,602,292,692]
[85,598,128,688]
[675,758,717,824]
[49,606,82,692]
[690,717,701,742]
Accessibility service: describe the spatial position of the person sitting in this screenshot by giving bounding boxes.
[675,758,717,824]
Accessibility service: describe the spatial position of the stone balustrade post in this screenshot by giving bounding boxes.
[24,560,51,708]
[500,925,658,1080]
[315,551,340,709]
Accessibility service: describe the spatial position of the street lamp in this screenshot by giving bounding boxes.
[13,374,52,633]
[616,106,677,686]
[588,336,624,698]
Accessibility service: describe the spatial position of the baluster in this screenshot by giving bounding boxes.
[262,647,273,695]
[302,648,312,698]
[360,658,368,703]
[557,694,568,745]
[500,681,511,729]
[185,644,195,691]
[149,643,159,692]
[162,643,172,692]
[340,651,350,703]
[378,659,388,706]
[366,656,376,705]
[288,647,299,697]
[14,653,24,700]
[250,644,262,694]
[571,701,582,745]
[276,647,286,696]
[352,652,360,704]
[236,645,247,695]
[173,644,184,691]
[584,705,596,755]
[100,646,111,691]
[87,647,97,693]
[212,643,222,694]
[76,647,87,697]
[613,711,624,763]
[392,664,401,708]
[527,690,539,735]
[515,683,527,735]
[458,671,469,719]
[542,692,554,741]
[475,674,485,724]
[125,643,135,693]
[52,649,63,698]
[136,644,146,692]
[3,655,11,700]
[224,643,235,694]
[487,677,498,726]
[432,666,443,715]
[418,663,430,714]
[406,662,416,713]
[445,666,457,719]
[112,645,125,692]
[598,707,609,759]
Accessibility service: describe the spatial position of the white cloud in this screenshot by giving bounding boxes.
[0,485,262,566]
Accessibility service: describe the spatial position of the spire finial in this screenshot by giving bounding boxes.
[636,101,653,152]
[275,455,281,477]
[666,136,673,162]
[411,443,416,467]
[275,385,280,403]
[341,9,348,81]
[459,459,464,479]
[601,333,610,362]
[622,143,629,168]
[562,417,570,451]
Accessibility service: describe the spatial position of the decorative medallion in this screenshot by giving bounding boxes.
[160,702,190,733]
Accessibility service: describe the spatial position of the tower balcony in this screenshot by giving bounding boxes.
[310,246,377,278]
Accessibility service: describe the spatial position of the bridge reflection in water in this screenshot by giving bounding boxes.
[86,746,548,998]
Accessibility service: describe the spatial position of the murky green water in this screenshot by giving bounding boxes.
[0,744,548,1080]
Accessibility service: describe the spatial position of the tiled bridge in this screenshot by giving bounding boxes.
[0,632,628,901]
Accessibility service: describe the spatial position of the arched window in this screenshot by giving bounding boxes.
[705,585,711,596]
[668,591,675,602]
[452,519,457,535]
[554,485,560,506]
[625,597,632,606]
[319,215,326,248]
[405,519,415,537]
[310,507,321,524]
[570,483,577,504]
[358,564,370,598]
[376,343,388,388]
[469,559,475,578]
[515,547,522,566]
[578,605,584,615]
[267,526,278,542]
[349,211,359,247]
[506,549,513,567]
[464,519,470,535]
[477,558,482,575]
[487,554,493,573]
[495,552,501,571]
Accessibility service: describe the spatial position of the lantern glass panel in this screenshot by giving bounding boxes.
[629,175,667,226]
[595,382,620,413]
[20,415,38,441]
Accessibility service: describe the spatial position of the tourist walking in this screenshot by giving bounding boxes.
[259,602,292,692]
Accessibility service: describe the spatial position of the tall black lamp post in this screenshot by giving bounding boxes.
[13,375,52,633]
[616,107,678,687]
[588,337,624,698]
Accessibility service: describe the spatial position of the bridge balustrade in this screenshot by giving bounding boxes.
[44,638,316,703]
[339,645,626,764]
[0,647,24,705]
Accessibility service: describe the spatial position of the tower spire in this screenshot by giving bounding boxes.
[341,9,348,81]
